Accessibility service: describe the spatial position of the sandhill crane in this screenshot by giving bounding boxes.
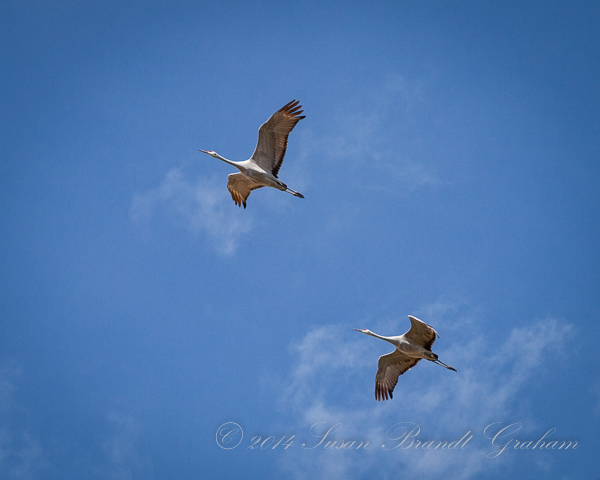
[199,100,305,208]
[354,315,456,401]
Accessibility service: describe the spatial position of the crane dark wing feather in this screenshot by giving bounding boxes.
[251,100,305,176]
[404,315,439,350]
[375,351,421,401]
[227,173,264,208]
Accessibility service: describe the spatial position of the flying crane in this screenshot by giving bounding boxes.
[200,100,305,208]
[354,315,457,401]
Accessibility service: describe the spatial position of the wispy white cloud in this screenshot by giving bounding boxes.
[272,314,573,480]
[1,365,154,480]
[100,412,153,480]
[0,363,48,480]
[130,168,252,255]
[295,75,446,196]
[297,123,444,196]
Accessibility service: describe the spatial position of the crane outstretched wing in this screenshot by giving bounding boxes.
[404,315,439,351]
[251,100,305,176]
[375,350,421,401]
[227,173,264,208]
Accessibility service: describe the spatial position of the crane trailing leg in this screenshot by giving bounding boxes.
[432,358,457,371]
[283,186,304,198]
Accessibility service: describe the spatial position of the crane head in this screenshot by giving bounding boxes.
[199,149,218,157]
[353,328,372,335]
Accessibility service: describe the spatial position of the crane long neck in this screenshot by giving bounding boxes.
[369,331,397,346]
[215,153,239,167]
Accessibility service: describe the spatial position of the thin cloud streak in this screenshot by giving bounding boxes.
[101,412,153,480]
[130,168,252,255]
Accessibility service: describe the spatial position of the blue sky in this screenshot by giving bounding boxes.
[1,1,599,479]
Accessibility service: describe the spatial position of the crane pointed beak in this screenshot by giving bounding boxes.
[353,328,364,332]
[199,149,209,154]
